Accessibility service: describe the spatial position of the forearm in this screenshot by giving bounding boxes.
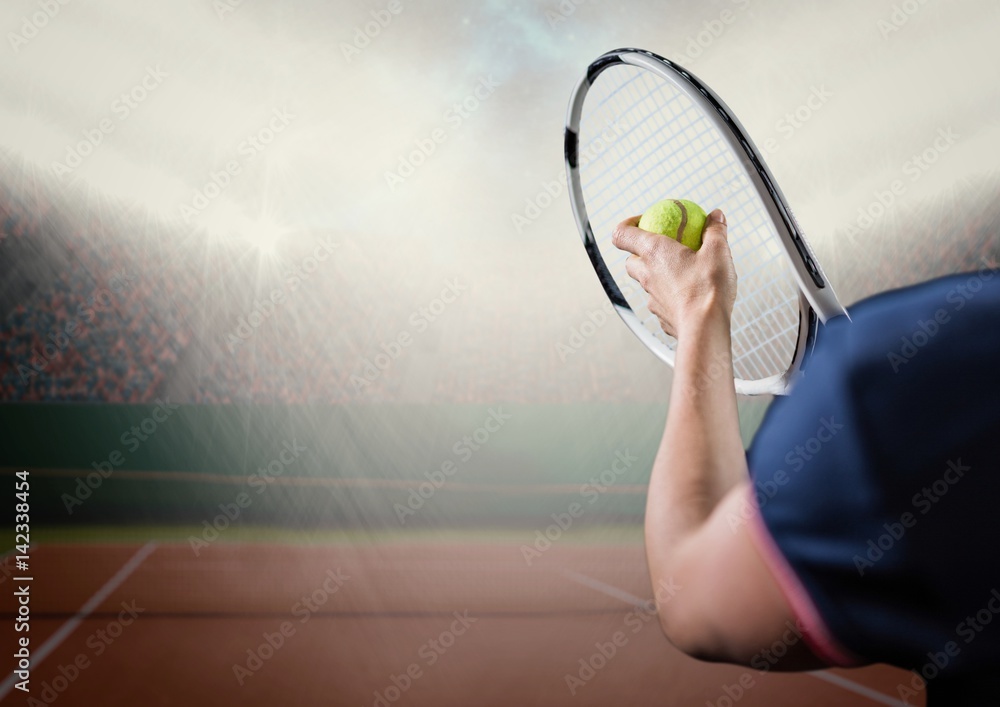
[645,304,748,589]
[619,211,814,663]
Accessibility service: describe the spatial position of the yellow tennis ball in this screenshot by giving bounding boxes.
[638,198,708,251]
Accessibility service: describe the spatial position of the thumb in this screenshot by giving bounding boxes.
[702,209,728,245]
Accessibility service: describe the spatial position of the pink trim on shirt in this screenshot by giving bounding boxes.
[744,485,863,667]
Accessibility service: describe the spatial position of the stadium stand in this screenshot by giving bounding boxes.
[0,168,996,404]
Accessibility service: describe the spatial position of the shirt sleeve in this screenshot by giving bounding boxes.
[744,273,1000,675]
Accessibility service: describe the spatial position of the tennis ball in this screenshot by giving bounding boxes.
[638,198,708,251]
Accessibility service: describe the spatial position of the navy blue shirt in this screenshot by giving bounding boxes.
[746,270,1000,689]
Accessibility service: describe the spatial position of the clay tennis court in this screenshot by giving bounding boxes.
[1,537,921,706]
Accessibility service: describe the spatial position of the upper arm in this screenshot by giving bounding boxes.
[653,482,845,670]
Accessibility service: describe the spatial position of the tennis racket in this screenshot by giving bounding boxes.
[564,48,846,395]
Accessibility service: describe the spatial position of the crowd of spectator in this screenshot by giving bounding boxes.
[0,173,996,404]
[0,184,197,401]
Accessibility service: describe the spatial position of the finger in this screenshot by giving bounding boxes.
[648,301,677,337]
[624,254,648,286]
[702,209,728,245]
[657,318,677,338]
[611,217,661,256]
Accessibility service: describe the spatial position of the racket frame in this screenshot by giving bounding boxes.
[564,48,845,396]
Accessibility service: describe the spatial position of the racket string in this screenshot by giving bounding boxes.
[577,65,800,383]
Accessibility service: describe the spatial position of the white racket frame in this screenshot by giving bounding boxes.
[564,48,846,396]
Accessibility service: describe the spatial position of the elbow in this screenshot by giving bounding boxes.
[656,604,719,662]
[652,576,729,663]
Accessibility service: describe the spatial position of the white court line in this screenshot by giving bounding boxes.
[809,671,909,707]
[559,569,651,608]
[0,541,157,701]
[559,569,908,707]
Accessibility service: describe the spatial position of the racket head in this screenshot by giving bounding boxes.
[565,48,844,396]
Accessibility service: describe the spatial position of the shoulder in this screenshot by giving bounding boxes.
[744,270,1000,673]
[825,269,1000,375]
[755,270,1000,458]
